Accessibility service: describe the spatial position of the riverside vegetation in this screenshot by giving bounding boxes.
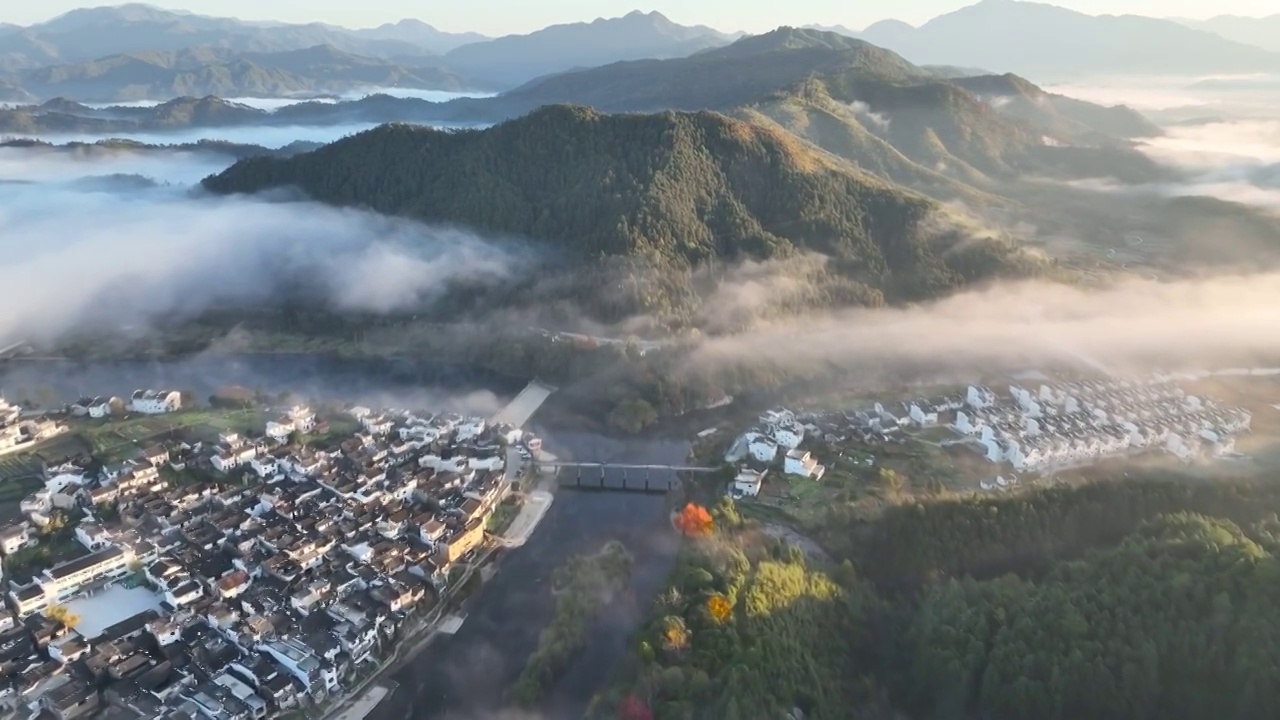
[510,540,634,707]
[586,472,1280,720]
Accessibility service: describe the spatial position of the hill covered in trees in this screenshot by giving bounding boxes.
[202,105,1043,326]
[468,27,1164,185]
[9,44,470,102]
[0,28,1164,191]
[592,473,1280,720]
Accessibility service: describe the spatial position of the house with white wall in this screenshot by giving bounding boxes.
[732,468,766,498]
[129,389,182,414]
[784,449,825,480]
[747,434,778,463]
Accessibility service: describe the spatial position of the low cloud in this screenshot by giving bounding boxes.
[1136,119,1280,169]
[7,122,384,149]
[687,273,1280,378]
[0,145,527,347]
[848,101,891,131]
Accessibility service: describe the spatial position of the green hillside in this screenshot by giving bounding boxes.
[486,27,1163,184]
[204,105,1042,325]
[596,474,1280,720]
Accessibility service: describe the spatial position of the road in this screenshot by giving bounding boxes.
[498,490,553,548]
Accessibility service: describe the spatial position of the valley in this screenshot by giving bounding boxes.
[2,2,1280,719]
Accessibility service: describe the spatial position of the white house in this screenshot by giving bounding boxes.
[74,523,113,552]
[747,434,778,463]
[260,639,339,696]
[129,389,182,414]
[966,386,996,409]
[267,406,318,442]
[909,404,939,427]
[771,424,805,450]
[760,408,796,426]
[250,456,279,478]
[44,471,88,496]
[455,418,487,442]
[784,449,826,480]
[85,397,114,418]
[732,468,766,498]
[0,523,32,555]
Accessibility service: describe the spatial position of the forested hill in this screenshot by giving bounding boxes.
[596,474,1280,720]
[478,26,1161,183]
[204,105,1041,323]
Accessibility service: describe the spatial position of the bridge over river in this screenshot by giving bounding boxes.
[535,461,720,494]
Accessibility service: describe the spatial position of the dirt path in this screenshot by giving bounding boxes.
[760,522,831,563]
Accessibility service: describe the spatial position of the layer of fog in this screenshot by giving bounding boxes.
[1069,119,1280,210]
[1043,74,1280,121]
[0,146,529,348]
[1038,74,1280,212]
[690,273,1280,376]
[81,87,495,113]
[0,146,231,185]
[11,122,385,149]
[0,355,511,417]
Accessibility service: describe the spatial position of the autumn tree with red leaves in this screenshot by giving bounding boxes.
[618,695,655,720]
[674,503,714,537]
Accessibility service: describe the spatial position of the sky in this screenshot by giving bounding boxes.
[6,0,1278,35]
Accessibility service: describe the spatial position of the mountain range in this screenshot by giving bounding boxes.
[1177,15,1280,53]
[820,0,1280,78]
[440,10,737,88]
[6,2,1280,103]
[0,4,455,69]
[9,44,470,102]
[0,28,1164,196]
[0,5,737,99]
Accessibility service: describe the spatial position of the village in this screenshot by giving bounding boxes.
[721,371,1259,507]
[0,386,542,720]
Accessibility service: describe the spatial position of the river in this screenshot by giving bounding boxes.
[0,355,685,719]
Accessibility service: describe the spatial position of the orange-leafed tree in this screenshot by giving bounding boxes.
[674,503,714,537]
[706,593,732,623]
[618,695,655,720]
[660,615,690,654]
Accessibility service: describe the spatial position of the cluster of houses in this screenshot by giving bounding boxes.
[0,397,68,458]
[855,377,1251,472]
[69,390,183,419]
[726,408,828,499]
[0,403,520,720]
[953,378,1250,469]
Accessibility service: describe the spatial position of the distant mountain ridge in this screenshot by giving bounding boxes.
[0,27,1165,194]
[0,5,737,94]
[0,3,465,71]
[1176,14,1280,53]
[824,0,1280,77]
[0,135,319,159]
[441,10,737,88]
[11,44,471,101]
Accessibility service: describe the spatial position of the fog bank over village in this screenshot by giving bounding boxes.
[0,149,528,346]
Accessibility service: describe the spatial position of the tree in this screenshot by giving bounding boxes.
[660,615,690,655]
[707,593,732,623]
[877,467,904,496]
[674,503,714,538]
[608,398,659,434]
[45,604,81,629]
[618,695,655,720]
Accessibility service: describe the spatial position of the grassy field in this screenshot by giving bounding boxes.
[0,453,43,484]
[76,408,271,461]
